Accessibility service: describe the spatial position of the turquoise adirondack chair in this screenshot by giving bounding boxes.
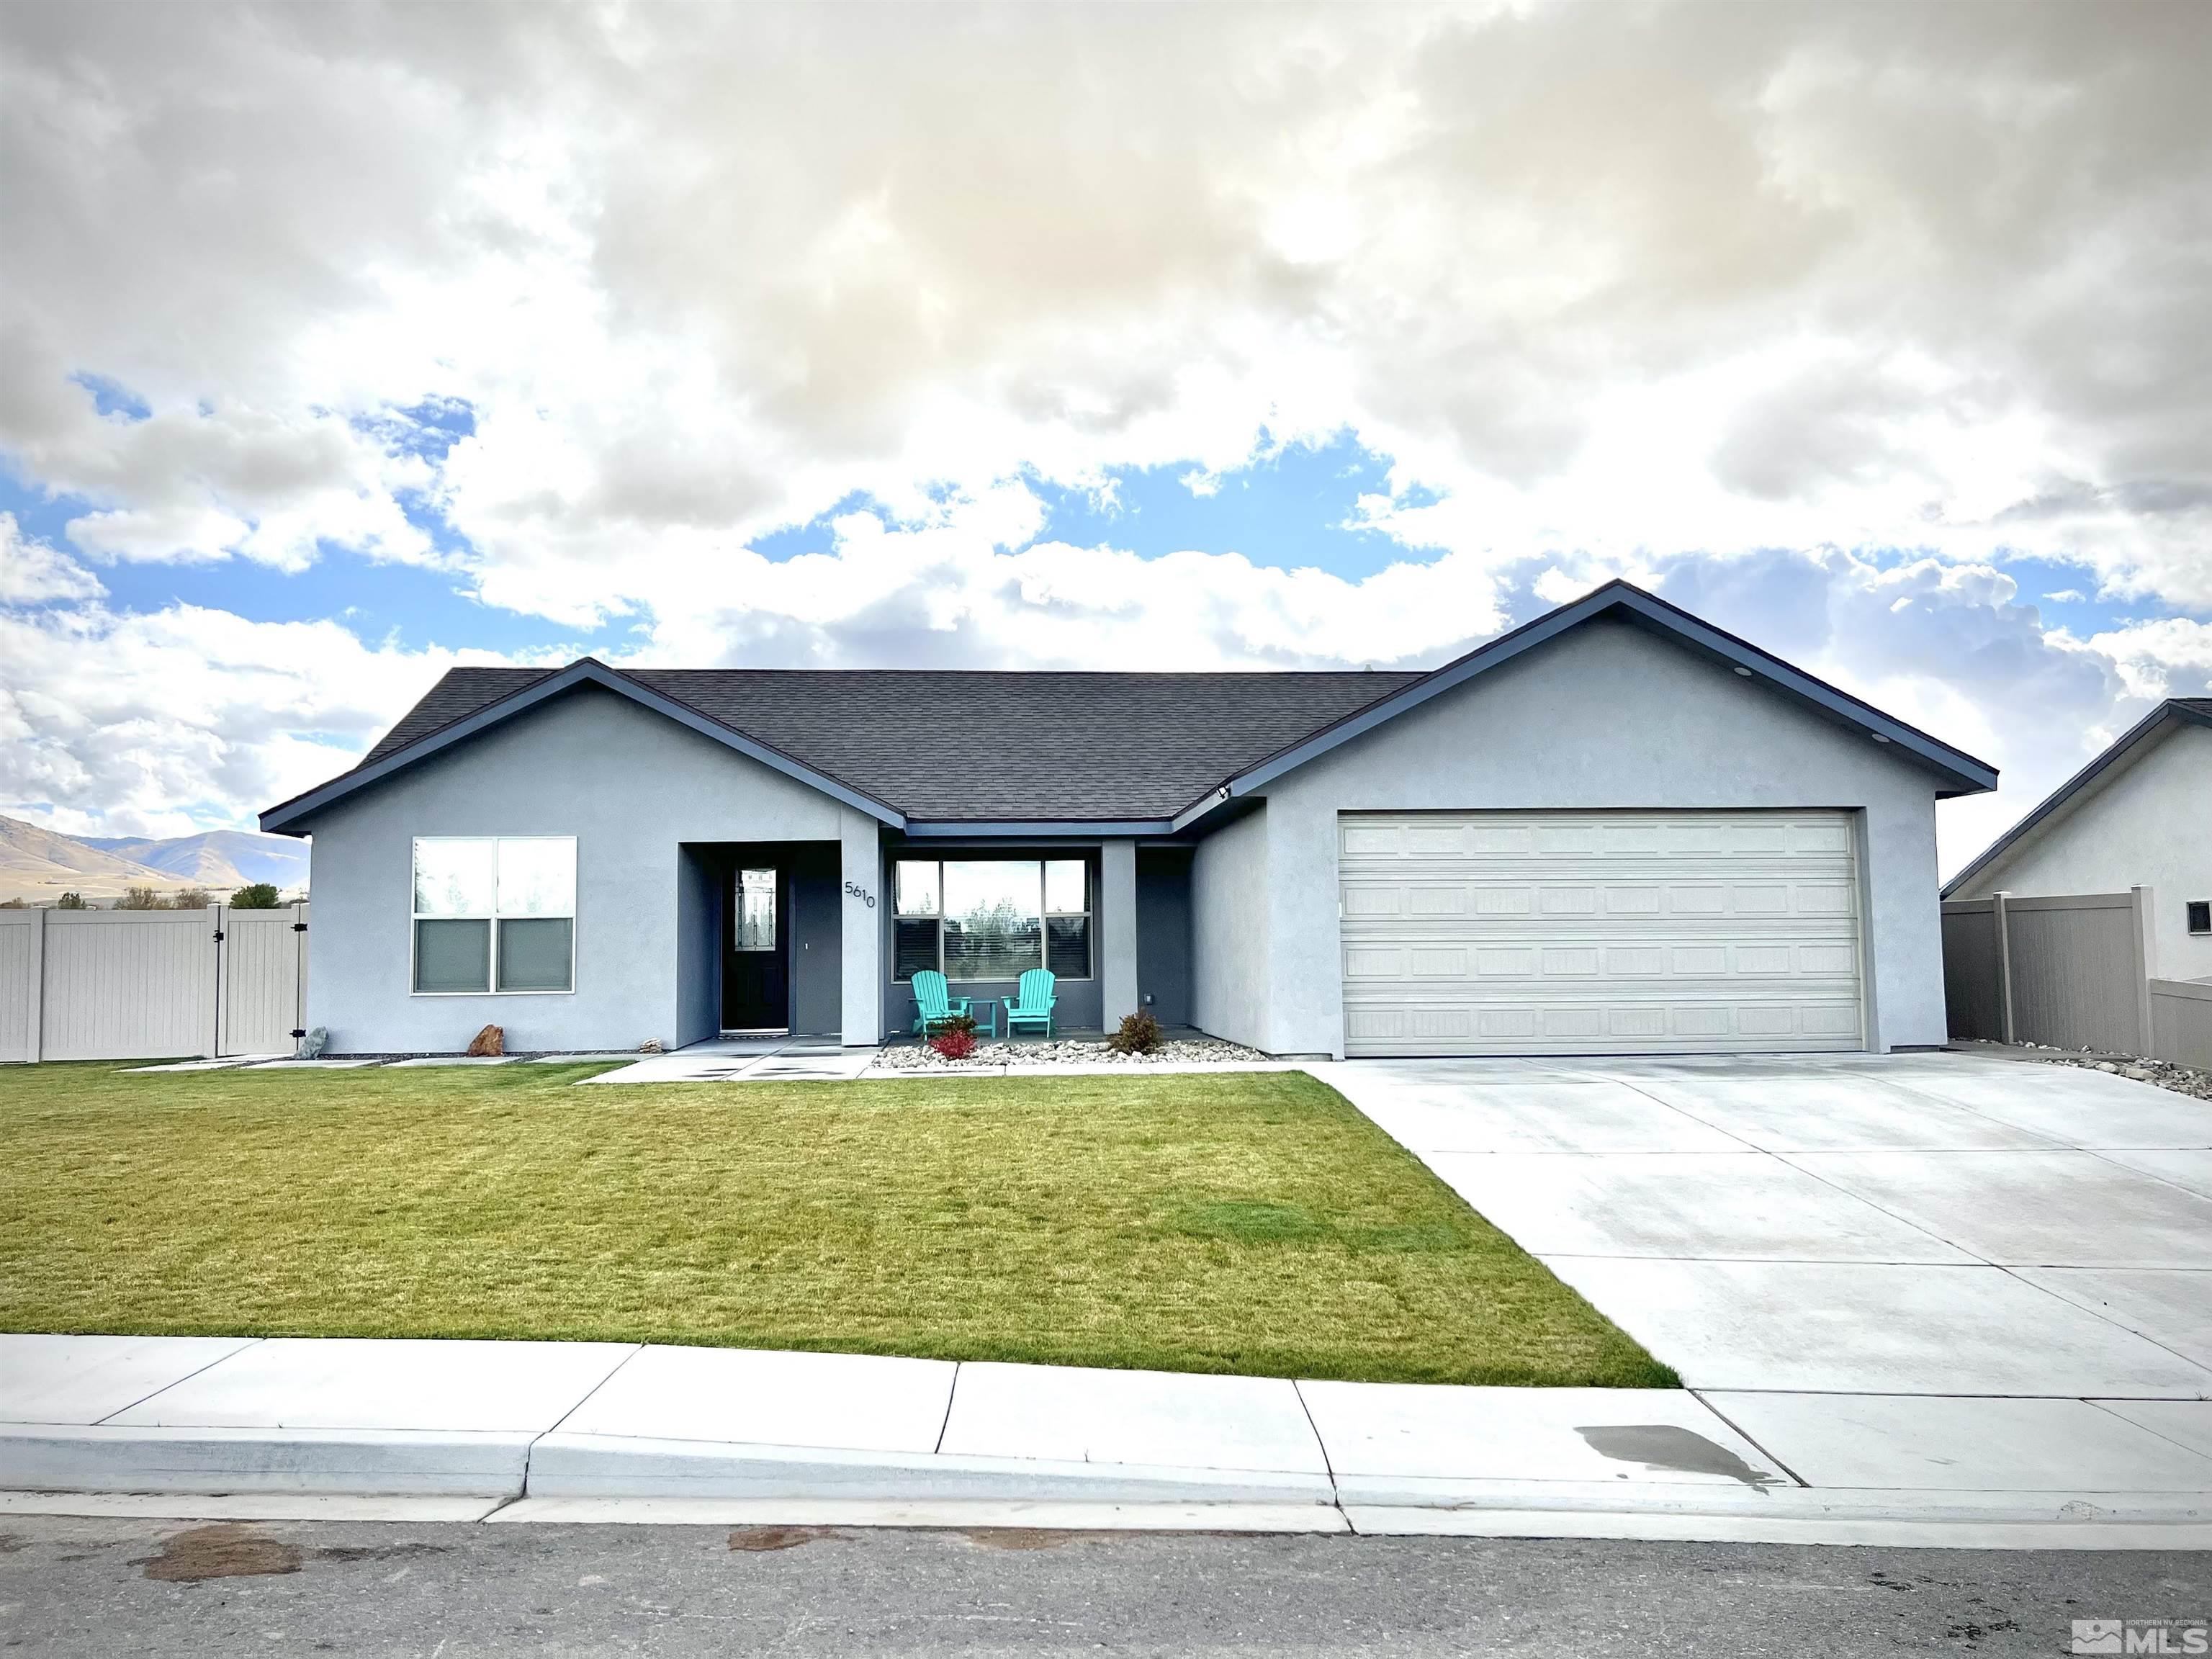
[1001,969,1057,1040]
[909,970,972,1038]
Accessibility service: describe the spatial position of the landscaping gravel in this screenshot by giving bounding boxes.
[871,1035,1269,1071]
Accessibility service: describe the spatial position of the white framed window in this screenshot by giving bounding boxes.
[2189,899,2211,937]
[891,857,1090,982]
[412,837,576,994]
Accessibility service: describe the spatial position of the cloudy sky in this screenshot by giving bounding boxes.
[2,2,2208,870]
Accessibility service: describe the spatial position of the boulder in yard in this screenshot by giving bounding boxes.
[465,1023,505,1057]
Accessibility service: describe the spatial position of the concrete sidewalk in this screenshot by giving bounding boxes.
[4,1334,2208,1548]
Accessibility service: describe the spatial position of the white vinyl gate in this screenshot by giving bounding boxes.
[0,903,310,1064]
[1338,810,1865,1056]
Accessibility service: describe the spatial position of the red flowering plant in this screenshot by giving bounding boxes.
[927,1013,979,1062]
[930,1028,978,1061]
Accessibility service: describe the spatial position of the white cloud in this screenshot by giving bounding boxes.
[0,512,102,604]
[0,601,513,839]
[1,5,2208,608]
[1,3,2208,868]
[2084,616,2212,702]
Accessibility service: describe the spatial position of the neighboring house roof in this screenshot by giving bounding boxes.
[261,580,1999,835]
[1940,697,2212,898]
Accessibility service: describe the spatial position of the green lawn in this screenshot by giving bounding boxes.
[0,1061,1673,1388]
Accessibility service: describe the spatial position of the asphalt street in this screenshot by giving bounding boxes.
[2,1517,2206,1657]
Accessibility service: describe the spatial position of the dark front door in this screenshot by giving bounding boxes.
[722,863,789,1032]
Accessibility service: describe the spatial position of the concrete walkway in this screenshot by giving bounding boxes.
[4,1334,2208,1547]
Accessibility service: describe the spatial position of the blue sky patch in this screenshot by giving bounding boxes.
[68,372,150,423]
[359,396,477,462]
[1029,432,1440,578]
[0,470,624,658]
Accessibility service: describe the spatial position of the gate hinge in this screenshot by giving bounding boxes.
[212,930,225,942]
[290,1028,306,1039]
[292,922,307,932]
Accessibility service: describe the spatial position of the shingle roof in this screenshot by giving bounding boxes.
[359,665,1423,821]
[271,580,2000,835]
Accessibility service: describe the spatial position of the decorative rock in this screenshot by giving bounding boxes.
[638,1038,665,1054]
[465,1024,505,1058]
[296,1027,330,1059]
[871,1035,1266,1072]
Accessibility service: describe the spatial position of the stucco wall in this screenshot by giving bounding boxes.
[1190,804,1271,1048]
[297,683,864,1053]
[1245,616,1954,1055]
[1951,721,2212,981]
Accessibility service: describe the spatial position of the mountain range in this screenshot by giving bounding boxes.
[0,815,310,907]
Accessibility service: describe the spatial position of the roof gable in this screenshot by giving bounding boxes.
[261,660,911,833]
[1941,698,2212,896]
[1174,580,1998,826]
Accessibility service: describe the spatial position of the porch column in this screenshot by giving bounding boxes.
[1101,837,1138,1032]
[840,808,882,1046]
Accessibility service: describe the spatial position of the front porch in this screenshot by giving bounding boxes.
[674,835,1197,1053]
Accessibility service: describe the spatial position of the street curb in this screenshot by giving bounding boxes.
[526,1431,1338,1505]
[0,1426,533,1497]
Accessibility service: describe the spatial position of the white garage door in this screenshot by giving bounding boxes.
[1339,810,1864,1056]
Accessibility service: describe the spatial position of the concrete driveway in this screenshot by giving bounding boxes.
[1315,1052,2212,1405]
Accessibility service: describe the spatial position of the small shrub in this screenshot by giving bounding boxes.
[0,898,23,909]
[929,1027,979,1061]
[55,891,88,910]
[171,887,212,911]
[230,883,282,909]
[1109,1008,1163,1054]
[116,886,163,910]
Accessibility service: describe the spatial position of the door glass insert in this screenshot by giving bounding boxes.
[734,868,777,952]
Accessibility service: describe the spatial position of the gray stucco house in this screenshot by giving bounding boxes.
[261,581,1997,1058]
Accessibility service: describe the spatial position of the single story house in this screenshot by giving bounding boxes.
[260,580,1997,1058]
[1942,697,2211,983]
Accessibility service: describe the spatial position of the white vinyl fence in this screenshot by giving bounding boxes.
[0,904,309,1064]
[1941,886,2209,1066]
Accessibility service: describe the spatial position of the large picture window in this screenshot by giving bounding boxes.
[413,837,576,994]
[892,857,1089,981]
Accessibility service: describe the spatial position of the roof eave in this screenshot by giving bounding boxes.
[899,819,1177,839]
[259,660,909,834]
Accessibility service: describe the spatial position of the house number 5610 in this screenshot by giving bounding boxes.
[844,881,876,908]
